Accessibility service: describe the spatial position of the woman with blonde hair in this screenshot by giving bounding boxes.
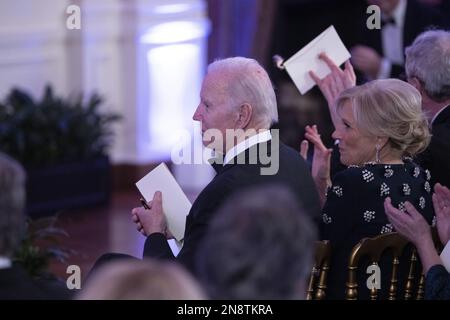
[77,259,206,300]
[305,78,435,299]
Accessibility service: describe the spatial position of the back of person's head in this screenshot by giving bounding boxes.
[196,185,317,300]
[207,57,278,128]
[0,152,26,257]
[405,29,450,102]
[336,79,430,157]
[77,259,206,300]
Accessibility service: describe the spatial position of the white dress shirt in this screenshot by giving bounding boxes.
[223,130,272,165]
[378,0,407,79]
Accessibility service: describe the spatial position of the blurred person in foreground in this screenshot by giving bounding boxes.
[78,259,205,300]
[196,185,317,299]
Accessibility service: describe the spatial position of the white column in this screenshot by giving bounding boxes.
[0,0,214,191]
[134,0,214,190]
[0,0,71,98]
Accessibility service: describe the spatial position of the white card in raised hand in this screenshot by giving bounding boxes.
[283,25,351,95]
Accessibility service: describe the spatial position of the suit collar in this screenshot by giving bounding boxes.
[214,140,275,175]
[223,130,272,166]
[432,105,450,127]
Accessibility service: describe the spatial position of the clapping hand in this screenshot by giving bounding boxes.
[301,125,332,206]
[433,183,450,245]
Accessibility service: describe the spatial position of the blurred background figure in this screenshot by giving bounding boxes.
[0,152,68,299]
[352,0,443,81]
[78,259,206,300]
[405,30,450,189]
[417,0,450,28]
[385,183,450,300]
[196,185,317,300]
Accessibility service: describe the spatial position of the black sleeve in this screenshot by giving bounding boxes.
[143,232,175,260]
[425,264,450,300]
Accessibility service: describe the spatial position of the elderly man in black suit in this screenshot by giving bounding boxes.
[352,0,442,81]
[405,30,450,189]
[132,57,321,274]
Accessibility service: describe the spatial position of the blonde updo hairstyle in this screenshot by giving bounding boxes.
[336,79,430,157]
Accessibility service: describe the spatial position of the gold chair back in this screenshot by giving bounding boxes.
[307,240,331,300]
[345,229,441,300]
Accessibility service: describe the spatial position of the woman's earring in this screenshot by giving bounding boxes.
[375,144,381,164]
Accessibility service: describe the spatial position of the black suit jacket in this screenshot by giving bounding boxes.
[0,264,70,300]
[143,140,321,274]
[416,105,450,189]
[358,0,442,79]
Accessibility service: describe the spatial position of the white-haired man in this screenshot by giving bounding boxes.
[131,57,320,273]
[404,29,450,189]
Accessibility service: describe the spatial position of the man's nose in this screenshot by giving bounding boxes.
[192,106,201,121]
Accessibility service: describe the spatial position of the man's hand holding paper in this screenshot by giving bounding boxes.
[132,191,172,238]
[134,163,191,244]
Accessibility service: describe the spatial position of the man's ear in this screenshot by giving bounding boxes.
[236,103,253,129]
[408,77,423,94]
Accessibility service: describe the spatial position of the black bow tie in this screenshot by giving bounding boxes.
[382,17,396,27]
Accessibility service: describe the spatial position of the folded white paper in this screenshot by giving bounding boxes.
[135,163,191,242]
[283,25,351,95]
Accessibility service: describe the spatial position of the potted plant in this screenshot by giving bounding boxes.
[13,214,72,279]
[0,85,121,217]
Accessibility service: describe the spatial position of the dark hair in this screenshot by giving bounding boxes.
[196,184,317,299]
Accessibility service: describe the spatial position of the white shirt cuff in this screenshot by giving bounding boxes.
[440,241,450,272]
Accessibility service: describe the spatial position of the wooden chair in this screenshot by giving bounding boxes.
[345,229,442,300]
[307,240,331,300]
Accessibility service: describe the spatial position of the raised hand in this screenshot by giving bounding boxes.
[433,183,450,245]
[309,53,356,128]
[384,197,442,274]
[299,140,309,161]
[303,125,332,206]
[384,197,430,245]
